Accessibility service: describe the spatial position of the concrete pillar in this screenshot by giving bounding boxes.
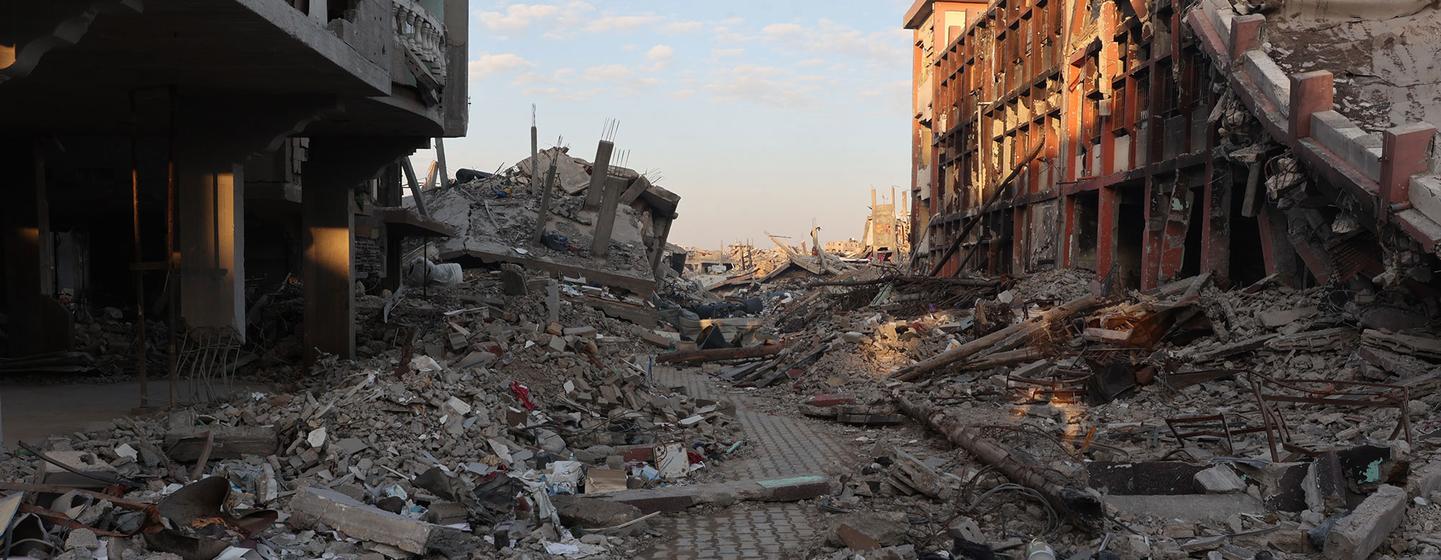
[1379,123,1438,210]
[1096,186,1118,287]
[1,138,67,357]
[650,214,674,278]
[302,182,355,358]
[179,164,246,337]
[583,140,615,209]
[302,138,426,359]
[1288,71,1334,139]
[590,176,627,257]
[1229,15,1265,59]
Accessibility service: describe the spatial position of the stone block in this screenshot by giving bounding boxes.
[830,512,908,550]
[1324,484,1407,560]
[1409,175,1441,225]
[551,495,642,528]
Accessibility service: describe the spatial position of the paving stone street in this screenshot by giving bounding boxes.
[638,369,863,560]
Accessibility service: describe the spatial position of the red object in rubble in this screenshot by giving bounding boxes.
[510,381,537,410]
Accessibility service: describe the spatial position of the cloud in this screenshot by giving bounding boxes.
[476,4,560,32]
[761,23,804,38]
[705,65,818,108]
[468,53,530,78]
[760,19,909,65]
[643,44,675,72]
[711,48,744,58]
[661,20,705,34]
[583,64,634,82]
[585,14,664,33]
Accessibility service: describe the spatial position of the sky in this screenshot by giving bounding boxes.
[421,0,915,249]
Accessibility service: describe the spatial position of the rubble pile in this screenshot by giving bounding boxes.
[678,267,1441,559]
[420,147,679,287]
[0,263,750,560]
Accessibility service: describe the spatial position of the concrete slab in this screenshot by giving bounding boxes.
[1106,494,1266,521]
[593,475,833,514]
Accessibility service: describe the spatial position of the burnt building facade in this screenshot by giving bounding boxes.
[906,0,1441,294]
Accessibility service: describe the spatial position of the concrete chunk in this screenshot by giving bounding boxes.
[1324,484,1407,560]
[551,495,643,528]
[290,486,437,554]
[595,475,831,513]
[829,512,907,550]
[1196,464,1248,494]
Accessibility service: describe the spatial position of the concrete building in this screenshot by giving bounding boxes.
[904,0,1441,292]
[905,0,1441,292]
[0,0,468,385]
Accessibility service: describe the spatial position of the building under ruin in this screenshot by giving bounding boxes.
[906,0,1441,293]
[1,0,469,387]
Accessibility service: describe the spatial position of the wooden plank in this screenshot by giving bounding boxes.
[568,293,658,327]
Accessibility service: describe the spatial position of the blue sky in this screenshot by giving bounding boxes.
[428,0,914,249]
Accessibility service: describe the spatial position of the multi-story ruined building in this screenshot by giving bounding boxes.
[906,0,1441,293]
[1,0,468,384]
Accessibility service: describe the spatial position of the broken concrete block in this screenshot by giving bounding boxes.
[806,394,856,407]
[1196,464,1247,494]
[63,528,100,551]
[551,495,642,528]
[830,512,907,550]
[453,350,497,370]
[562,326,596,337]
[1324,484,1407,560]
[499,264,527,295]
[290,486,466,555]
[163,426,279,463]
[39,452,117,488]
[597,475,832,513]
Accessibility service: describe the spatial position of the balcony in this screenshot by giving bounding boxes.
[393,0,448,88]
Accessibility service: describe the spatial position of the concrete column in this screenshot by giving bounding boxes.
[303,182,355,358]
[179,164,246,337]
[303,138,426,359]
[1,138,67,357]
[650,214,674,278]
[1095,186,1118,287]
[590,176,627,257]
[583,140,615,209]
[1288,71,1334,139]
[1379,123,1438,210]
[1230,15,1265,59]
[383,227,403,293]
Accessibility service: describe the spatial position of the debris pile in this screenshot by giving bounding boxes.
[419,146,681,298]
[0,263,749,560]
[678,268,1441,559]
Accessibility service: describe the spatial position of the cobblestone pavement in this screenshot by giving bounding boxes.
[637,368,861,560]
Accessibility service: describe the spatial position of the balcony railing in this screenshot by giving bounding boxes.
[393,0,446,85]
